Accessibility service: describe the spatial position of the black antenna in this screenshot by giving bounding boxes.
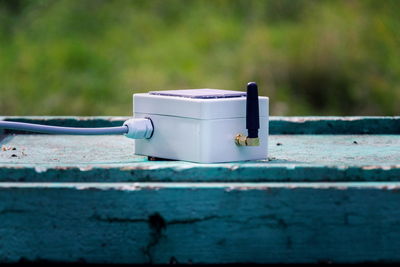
[246,82,260,138]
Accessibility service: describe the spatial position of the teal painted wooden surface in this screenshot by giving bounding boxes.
[0,134,399,182]
[1,182,400,263]
[2,116,400,134]
[0,116,400,263]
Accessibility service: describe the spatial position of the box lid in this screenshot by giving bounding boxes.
[134,89,268,120]
[149,89,247,99]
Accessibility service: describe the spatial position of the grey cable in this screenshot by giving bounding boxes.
[0,121,128,135]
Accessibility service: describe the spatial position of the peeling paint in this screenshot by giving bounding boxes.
[34,166,47,173]
[79,167,93,171]
[0,182,400,263]
[0,116,400,264]
[1,117,400,184]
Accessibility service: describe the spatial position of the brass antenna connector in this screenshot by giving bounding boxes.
[235,134,260,146]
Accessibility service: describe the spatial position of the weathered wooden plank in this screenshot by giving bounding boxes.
[0,135,399,182]
[0,116,399,263]
[271,116,400,134]
[0,182,400,263]
[2,116,400,134]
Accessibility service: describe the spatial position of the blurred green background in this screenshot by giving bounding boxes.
[0,0,399,116]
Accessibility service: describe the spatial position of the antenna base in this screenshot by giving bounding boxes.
[235,134,260,146]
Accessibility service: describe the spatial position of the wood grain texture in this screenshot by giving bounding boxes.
[0,116,399,263]
[0,134,399,182]
[0,182,400,263]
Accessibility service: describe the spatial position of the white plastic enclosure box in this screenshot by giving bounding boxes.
[133,89,269,163]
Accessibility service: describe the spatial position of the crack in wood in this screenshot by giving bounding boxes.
[89,213,147,224]
[168,215,227,225]
[0,208,28,215]
[143,213,166,264]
